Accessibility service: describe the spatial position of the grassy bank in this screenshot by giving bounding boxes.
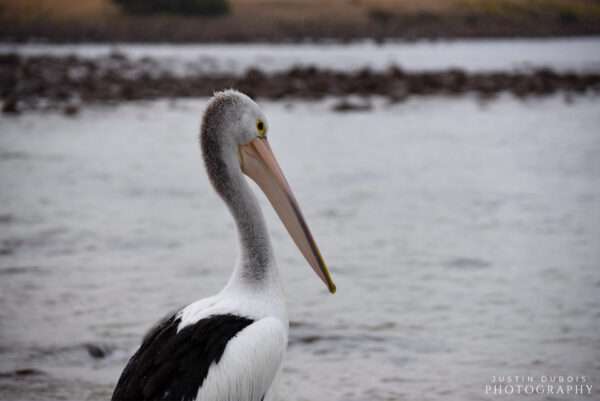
[1,0,600,42]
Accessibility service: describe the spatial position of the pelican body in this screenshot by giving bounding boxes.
[111,90,335,401]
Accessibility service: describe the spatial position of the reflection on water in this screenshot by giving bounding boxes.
[1,95,599,400]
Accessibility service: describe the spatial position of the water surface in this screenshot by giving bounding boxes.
[1,95,599,400]
[2,37,600,75]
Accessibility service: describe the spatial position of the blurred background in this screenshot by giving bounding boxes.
[2,0,600,41]
[1,1,599,400]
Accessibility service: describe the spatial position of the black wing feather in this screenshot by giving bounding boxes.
[112,313,254,401]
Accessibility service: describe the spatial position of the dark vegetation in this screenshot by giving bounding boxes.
[113,0,229,16]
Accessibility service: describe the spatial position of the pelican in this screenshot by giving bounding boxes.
[111,90,336,401]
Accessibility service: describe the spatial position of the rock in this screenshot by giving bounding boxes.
[332,99,372,112]
[2,97,20,114]
[84,343,112,359]
[63,103,80,116]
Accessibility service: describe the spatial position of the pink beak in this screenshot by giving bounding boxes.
[240,137,336,294]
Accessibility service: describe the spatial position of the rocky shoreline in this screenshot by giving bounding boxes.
[2,53,599,114]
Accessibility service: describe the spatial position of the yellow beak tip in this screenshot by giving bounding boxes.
[328,283,337,294]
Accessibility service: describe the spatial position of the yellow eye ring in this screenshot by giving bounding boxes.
[256,120,266,138]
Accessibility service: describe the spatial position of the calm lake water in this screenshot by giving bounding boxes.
[2,37,600,74]
[1,93,599,400]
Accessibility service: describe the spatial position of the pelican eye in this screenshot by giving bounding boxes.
[256,120,266,138]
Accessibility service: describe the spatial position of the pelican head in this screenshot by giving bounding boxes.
[200,90,336,293]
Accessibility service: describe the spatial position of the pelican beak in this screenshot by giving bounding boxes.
[240,137,336,294]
